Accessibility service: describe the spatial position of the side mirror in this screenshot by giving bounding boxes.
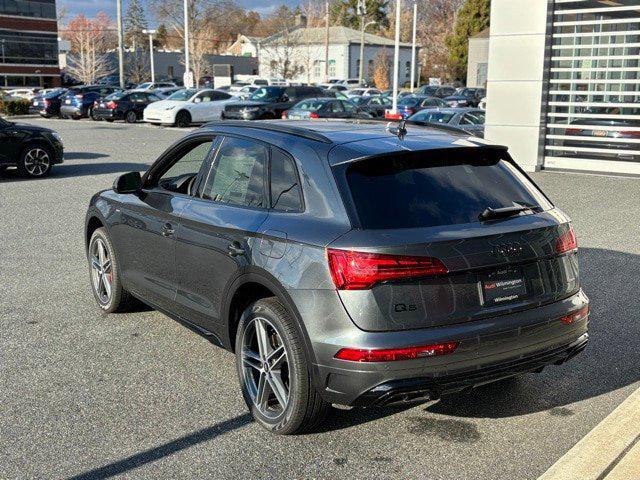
[113,171,142,194]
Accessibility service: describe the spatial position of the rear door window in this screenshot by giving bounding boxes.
[341,149,553,229]
[270,147,303,212]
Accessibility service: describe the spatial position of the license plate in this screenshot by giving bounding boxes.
[481,267,528,306]
[593,130,608,137]
[65,99,71,104]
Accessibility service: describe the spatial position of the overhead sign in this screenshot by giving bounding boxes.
[183,70,194,88]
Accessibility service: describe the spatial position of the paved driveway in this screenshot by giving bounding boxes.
[1,119,639,479]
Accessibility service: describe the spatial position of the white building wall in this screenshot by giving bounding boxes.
[258,44,347,83]
[485,0,550,172]
[466,37,489,88]
[347,45,417,84]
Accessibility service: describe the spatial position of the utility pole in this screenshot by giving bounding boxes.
[324,0,329,82]
[116,0,124,89]
[143,29,157,82]
[410,0,417,92]
[357,0,366,86]
[391,0,401,115]
[183,0,191,86]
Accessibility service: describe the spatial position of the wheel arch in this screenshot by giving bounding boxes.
[222,271,317,367]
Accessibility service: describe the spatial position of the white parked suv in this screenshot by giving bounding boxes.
[346,87,381,98]
[143,88,234,127]
[6,88,38,100]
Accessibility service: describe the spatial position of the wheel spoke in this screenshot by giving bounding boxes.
[242,349,262,371]
[255,372,270,410]
[267,346,286,369]
[97,241,106,265]
[91,256,101,271]
[267,374,288,410]
[254,319,271,362]
[101,273,112,298]
[102,258,111,273]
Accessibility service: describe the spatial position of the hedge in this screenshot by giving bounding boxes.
[0,99,31,116]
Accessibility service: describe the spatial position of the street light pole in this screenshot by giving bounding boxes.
[324,0,329,82]
[116,0,124,88]
[391,0,401,115]
[410,0,417,92]
[143,29,157,83]
[184,0,190,84]
[359,21,377,86]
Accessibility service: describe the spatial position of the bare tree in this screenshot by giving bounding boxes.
[126,50,150,83]
[373,49,390,90]
[62,13,114,84]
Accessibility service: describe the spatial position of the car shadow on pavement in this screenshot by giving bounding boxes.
[423,247,640,419]
[63,152,109,160]
[67,413,253,480]
[0,162,148,181]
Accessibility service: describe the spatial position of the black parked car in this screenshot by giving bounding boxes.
[222,86,326,120]
[85,120,589,434]
[443,87,486,108]
[0,117,64,177]
[282,97,366,119]
[60,85,121,119]
[393,95,448,119]
[92,90,162,123]
[30,88,68,118]
[415,85,457,98]
[352,95,392,118]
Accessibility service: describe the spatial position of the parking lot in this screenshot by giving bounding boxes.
[1,118,639,479]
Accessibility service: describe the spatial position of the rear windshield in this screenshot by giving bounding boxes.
[105,91,126,101]
[343,150,553,230]
[294,100,327,111]
[410,111,455,123]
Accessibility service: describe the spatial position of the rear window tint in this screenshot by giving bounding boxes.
[342,150,553,230]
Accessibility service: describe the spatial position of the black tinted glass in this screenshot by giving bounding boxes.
[270,148,302,212]
[344,150,553,229]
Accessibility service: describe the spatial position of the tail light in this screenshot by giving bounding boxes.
[556,225,577,254]
[385,110,403,120]
[327,248,448,290]
[335,341,459,362]
[105,101,117,109]
[309,112,319,119]
[559,305,589,325]
[281,111,287,119]
[44,99,51,107]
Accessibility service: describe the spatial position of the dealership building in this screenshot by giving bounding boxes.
[0,0,60,88]
[486,0,640,175]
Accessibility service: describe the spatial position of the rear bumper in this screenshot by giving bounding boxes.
[303,288,590,406]
[60,105,83,117]
[354,333,588,406]
[93,108,119,120]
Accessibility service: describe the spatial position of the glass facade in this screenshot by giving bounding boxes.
[0,0,56,19]
[545,0,640,166]
[0,30,58,65]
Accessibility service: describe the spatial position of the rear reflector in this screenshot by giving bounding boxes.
[309,112,319,119]
[559,305,589,325]
[335,342,459,362]
[327,248,448,290]
[556,225,577,254]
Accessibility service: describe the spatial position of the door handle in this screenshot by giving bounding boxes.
[162,223,175,237]
[227,242,245,257]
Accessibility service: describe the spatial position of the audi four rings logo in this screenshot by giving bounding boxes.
[492,243,524,256]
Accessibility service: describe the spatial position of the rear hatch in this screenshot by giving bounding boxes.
[328,146,580,332]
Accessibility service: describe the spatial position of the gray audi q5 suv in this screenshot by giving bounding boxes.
[85,120,589,434]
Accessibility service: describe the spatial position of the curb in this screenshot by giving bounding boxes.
[538,386,640,480]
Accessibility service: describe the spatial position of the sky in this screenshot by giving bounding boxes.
[58,0,298,24]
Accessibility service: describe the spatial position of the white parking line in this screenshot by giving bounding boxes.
[538,386,640,480]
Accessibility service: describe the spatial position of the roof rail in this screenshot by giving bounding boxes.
[202,120,333,144]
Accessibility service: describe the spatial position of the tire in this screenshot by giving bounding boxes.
[174,110,191,128]
[125,110,137,123]
[235,297,329,435]
[18,144,53,177]
[88,227,137,313]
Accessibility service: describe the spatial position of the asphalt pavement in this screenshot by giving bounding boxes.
[1,118,639,479]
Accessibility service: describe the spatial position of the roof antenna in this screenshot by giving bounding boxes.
[386,119,407,140]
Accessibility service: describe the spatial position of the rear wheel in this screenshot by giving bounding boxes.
[88,227,136,313]
[125,110,137,123]
[174,110,191,128]
[18,145,52,177]
[235,297,329,434]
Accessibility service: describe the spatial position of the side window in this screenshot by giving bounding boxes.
[212,91,231,100]
[201,137,267,208]
[461,112,485,125]
[284,87,297,101]
[147,94,161,102]
[329,101,344,113]
[131,93,146,103]
[342,101,355,112]
[196,91,213,103]
[270,147,303,212]
[158,140,214,190]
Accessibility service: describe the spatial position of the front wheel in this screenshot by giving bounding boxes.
[88,227,136,313]
[18,145,52,177]
[235,297,329,434]
[125,110,137,123]
[174,110,191,128]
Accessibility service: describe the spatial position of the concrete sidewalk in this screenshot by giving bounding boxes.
[539,387,640,480]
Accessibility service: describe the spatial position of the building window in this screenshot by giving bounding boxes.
[0,0,57,19]
[328,59,335,78]
[313,60,321,79]
[405,61,411,78]
[476,63,487,86]
[0,31,58,65]
[544,3,640,166]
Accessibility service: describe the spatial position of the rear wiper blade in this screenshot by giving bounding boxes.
[478,205,536,221]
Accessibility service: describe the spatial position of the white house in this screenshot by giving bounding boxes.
[258,24,418,85]
[225,34,262,58]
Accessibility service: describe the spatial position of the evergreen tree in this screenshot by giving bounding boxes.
[124,0,148,50]
[330,0,388,31]
[445,0,490,82]
[154,23,168,50]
